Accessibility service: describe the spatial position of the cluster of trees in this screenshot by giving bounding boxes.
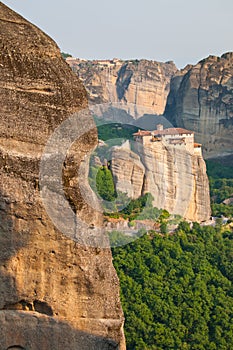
[209,178,233,218]
[96,122,138,142]
[207,159,233,219]
[105,193,156,219]
[112,223,233,349]
[206,158,233,179]
[209,178,233,203]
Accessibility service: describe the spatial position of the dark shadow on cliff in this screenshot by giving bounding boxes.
[0,310,119,349]
[100,106,173,131]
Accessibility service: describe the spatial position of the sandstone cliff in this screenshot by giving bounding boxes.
[110,140,211,222]
[68,57,177,118]
[0,3,125,349]
[165,53,233,157]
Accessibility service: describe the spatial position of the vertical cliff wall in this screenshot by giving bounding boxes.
[111,140,211,222]
[165,53,233,157]
[0,3,125,349]
[68,58,177,118]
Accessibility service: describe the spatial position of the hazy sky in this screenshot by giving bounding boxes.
[2,0,233,68]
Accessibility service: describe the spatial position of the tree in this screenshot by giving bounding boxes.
[160,222,168,234]
[177,220,191,233]
[96,166,116,201]
[61,52,72,59]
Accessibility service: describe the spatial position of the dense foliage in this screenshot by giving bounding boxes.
[105,193,155,219]
[207,158,233,218]
[96,122,138,142]
[113,223,233,349]
[206,157,233,179]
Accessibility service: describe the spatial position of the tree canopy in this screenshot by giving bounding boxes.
[112,224,233,349]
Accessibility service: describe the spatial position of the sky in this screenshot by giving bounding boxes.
[2,0,233,68]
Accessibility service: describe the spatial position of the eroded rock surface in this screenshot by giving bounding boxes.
[165,53,233,157]
[0,3,125,349]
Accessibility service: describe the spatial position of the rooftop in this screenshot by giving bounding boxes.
[133,130,151,136]
[133,127,194,137]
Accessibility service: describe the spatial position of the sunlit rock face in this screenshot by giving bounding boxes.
[68,57,177,118]
[0,3,125,349]
[111,139,211,223]
[165,53,233,157]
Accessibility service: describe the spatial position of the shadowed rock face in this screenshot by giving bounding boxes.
[0,3,125,349]
[165,53,233,157]
[0,311,120,350]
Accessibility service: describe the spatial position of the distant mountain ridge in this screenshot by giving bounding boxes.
[67,53,233,157]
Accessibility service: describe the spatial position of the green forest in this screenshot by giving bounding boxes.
[112,222,233,350]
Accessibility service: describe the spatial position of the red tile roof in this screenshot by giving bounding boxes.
[133,128,194,137]
[133,130,151,136]
[153,128,194,135]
